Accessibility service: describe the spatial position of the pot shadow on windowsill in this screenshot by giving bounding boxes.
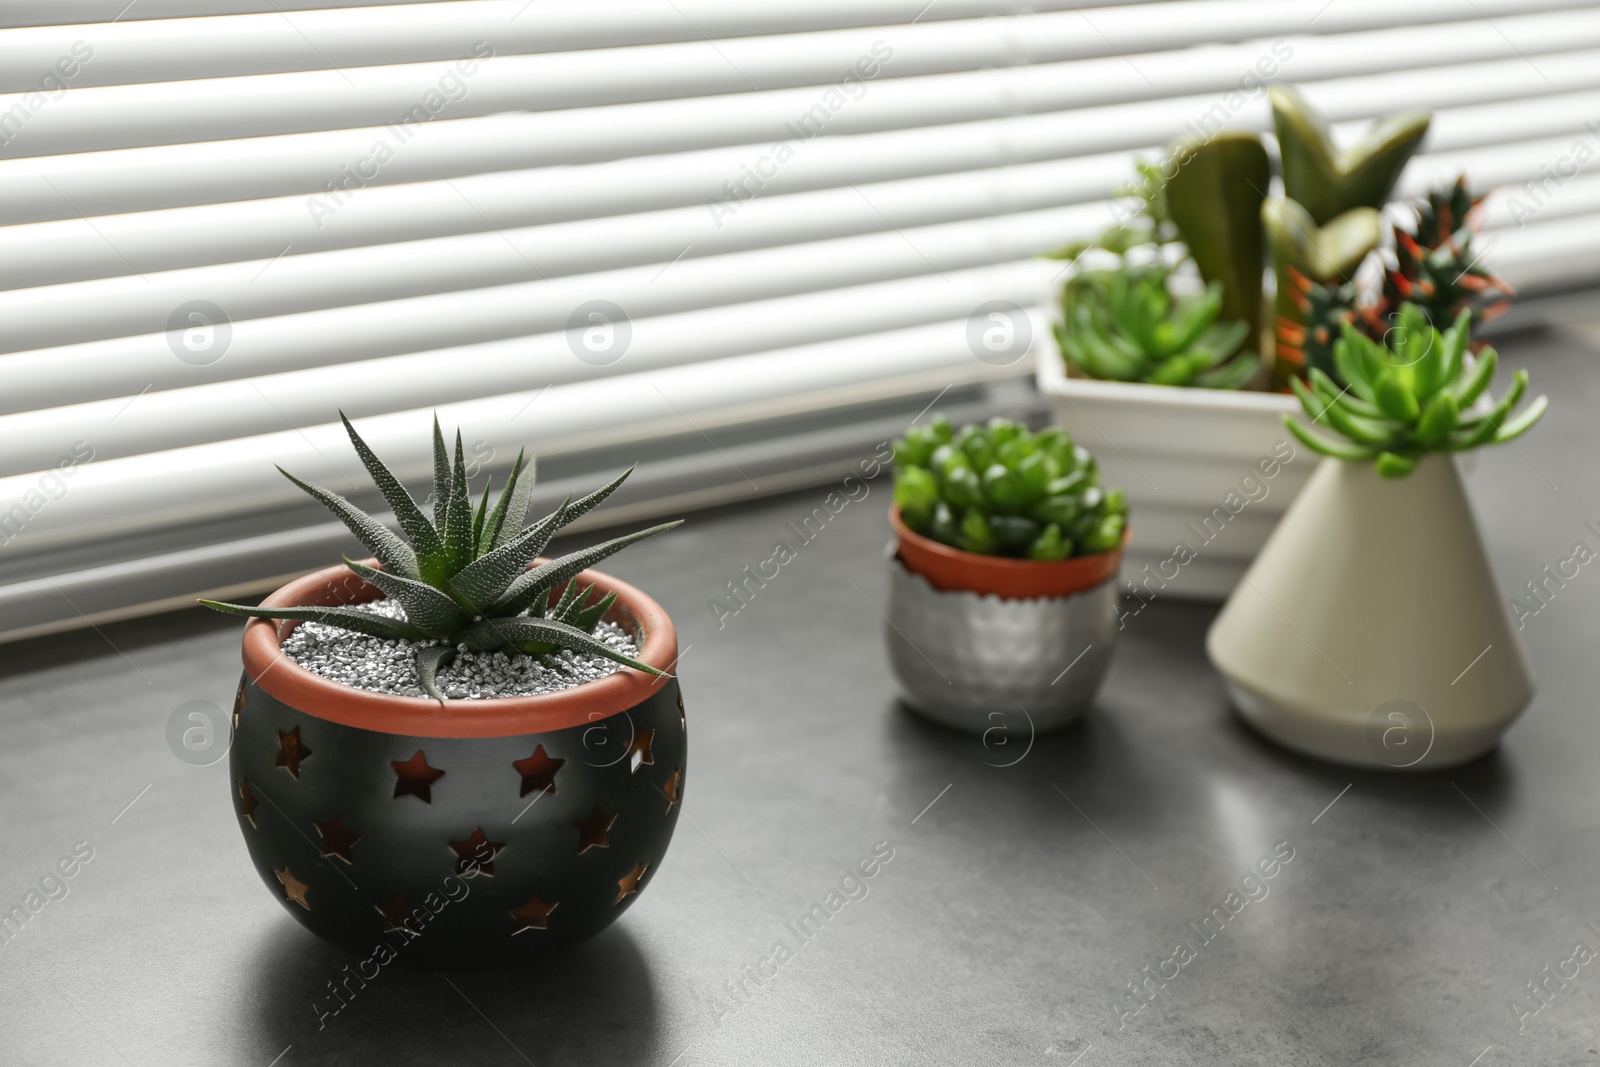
[248,915,659,1066]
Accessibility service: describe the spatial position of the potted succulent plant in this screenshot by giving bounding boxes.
[1208,304,1547,769]
[1039,88,1438,599]
[884,415,1127,733]
[204,415,686,967]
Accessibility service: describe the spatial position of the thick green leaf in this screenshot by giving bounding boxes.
[415,644,456,702]
[1307,368,1384,420]
[458,616,668,677]
[1192,352,1258,390]
[1163,133,1269,331]
[278,466,419,579]
[1374,374,1420,422]
[442,430,473,574]
[198,600,426,641]
[550,579,585,624]
[1333,325,1379,403]
[1453,346,1498,408]
[479,449,529,552]
[562,465,636,526]
[1292,378,1399,446]
[1283,415,1378,461]
[445,499,569,609]
[339,411,444,567]
[572,590,618,633]
[1415,391,1459,446]
[342,558,466,637]
[1375,451,1419,478]
[494,521,683,616]
[1435,308,1470,396]
[1491,394,1548,444]
[470,477,491,555]
[431,415,450,527]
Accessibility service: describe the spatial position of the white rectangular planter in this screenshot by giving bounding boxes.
[1036,349,1310,601]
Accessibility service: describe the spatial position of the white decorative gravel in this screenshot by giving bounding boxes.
[280,598,640,699]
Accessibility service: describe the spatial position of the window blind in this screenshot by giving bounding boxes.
[0,0,1595,638]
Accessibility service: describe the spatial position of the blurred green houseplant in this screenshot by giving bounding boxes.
[1285,303,1546,478]
[893,416,1127,559]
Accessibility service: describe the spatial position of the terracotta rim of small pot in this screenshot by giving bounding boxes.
[240,559,677,739]
[890,506,1128,599]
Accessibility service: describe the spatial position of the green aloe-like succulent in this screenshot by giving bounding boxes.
[202,414,679,700]
[1056,266,1257,389]
[1285,303,1547,478]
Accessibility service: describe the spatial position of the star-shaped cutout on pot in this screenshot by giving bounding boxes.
[275,866,310,910]
[232,679,246,729]
[275,725,313,779]
[391,749,444,803]
[677,690,685,731]
[509,894,558,934]
[449,828,505,876]
[615,861,648,904]
[375,896,419,938]
[238,778,258,828]
[662,770,682,814]
[628,728,655,774]
[512,744,564,798]
[315,814,360,865]
[574,804,617,854]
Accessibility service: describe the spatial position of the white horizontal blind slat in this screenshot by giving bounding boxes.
[3,0,1591,91]
[4,10,1596,158]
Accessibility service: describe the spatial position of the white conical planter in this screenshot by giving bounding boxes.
[1207,453,1534,770]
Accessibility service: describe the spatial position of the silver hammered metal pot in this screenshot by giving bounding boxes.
[884,550,1120,734]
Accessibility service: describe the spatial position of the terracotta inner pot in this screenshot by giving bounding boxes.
[890,506,1127,599]
[240,559,678,738]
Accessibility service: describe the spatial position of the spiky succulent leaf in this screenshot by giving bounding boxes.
[415,644,456,702]
[1382,176,1513,331]
[457,617,668,677]
[471,478,491,554]
[573,590,618,632]
[494,521,683,616]
[278,466,419,580]
[342,558,466,636]
[480,449,529,551]
[339,411,445,570]
[562,464,636,526]
[445,498,568,609]
[205,417,681,694]
[550,579,585,624]
[431,416,451,527]
[442,430,473,573]
[199,600,427,641]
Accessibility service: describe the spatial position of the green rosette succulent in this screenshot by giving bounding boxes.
[1055,266,1257,389]
[893,416,1126,560]
[202,413,679,700]
[1285,303,1547,478]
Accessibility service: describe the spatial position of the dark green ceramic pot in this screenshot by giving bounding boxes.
[228,561,684,969]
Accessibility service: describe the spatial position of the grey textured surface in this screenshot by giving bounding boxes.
[0,329,1597,1066]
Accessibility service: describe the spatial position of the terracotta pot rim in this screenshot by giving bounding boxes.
[240,559,677,738]
[889,506,1127,598]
